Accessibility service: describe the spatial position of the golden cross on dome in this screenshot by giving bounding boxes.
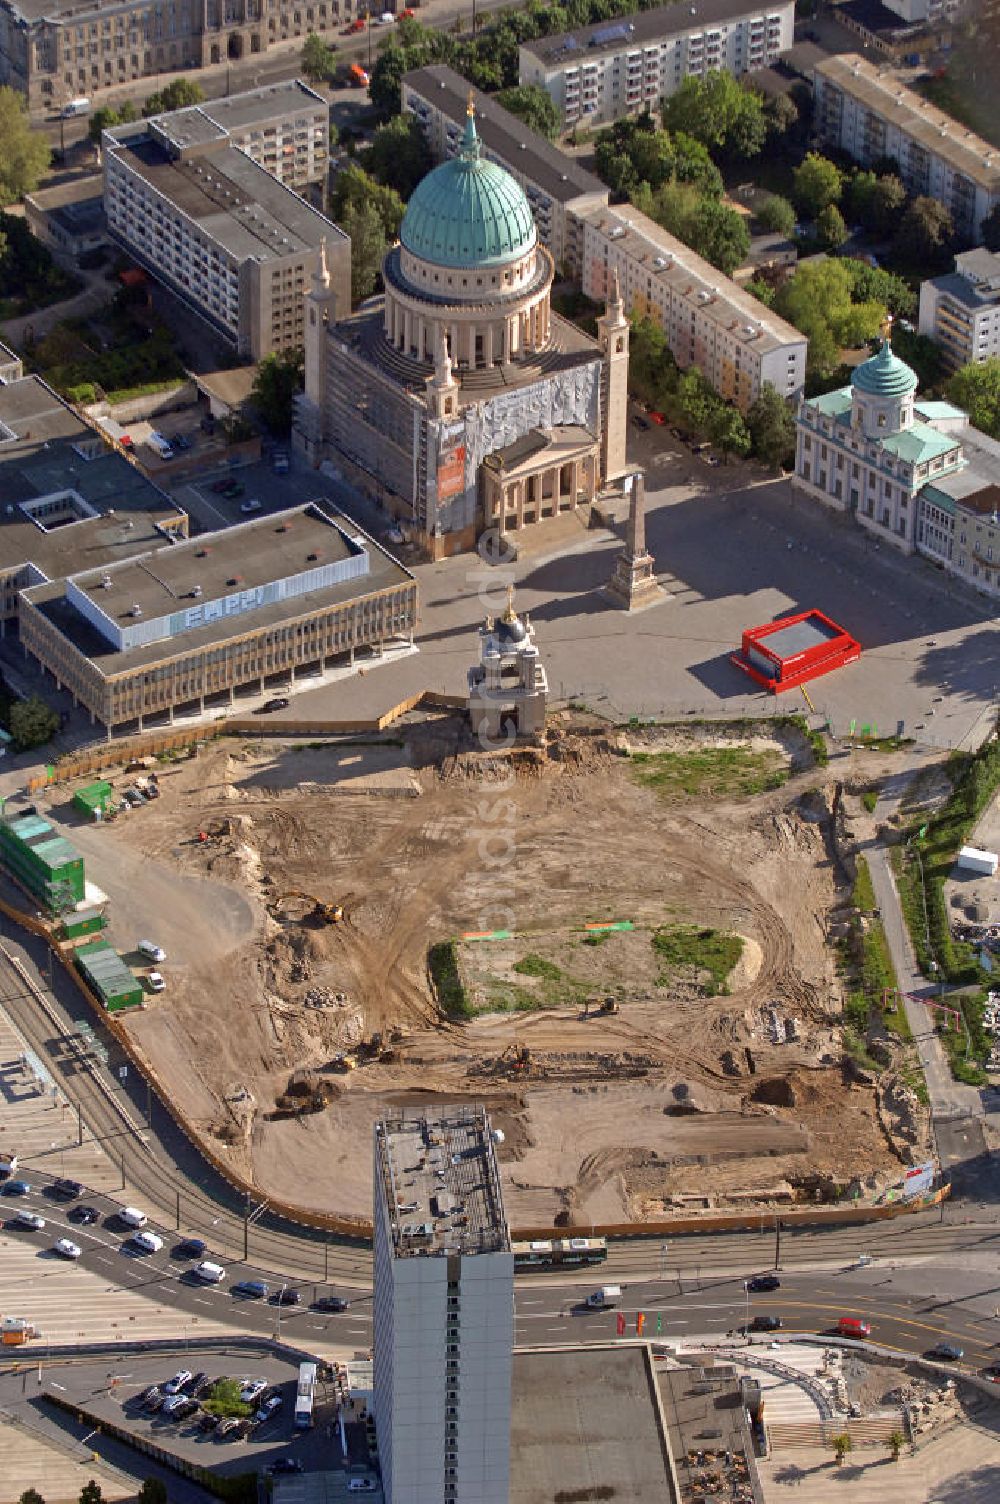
[467,89,475,118]
[502,584,517,622]
[881,312,894,343]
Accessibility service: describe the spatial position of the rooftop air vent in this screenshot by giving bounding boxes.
[101,574,113,589]
[190,585,203,598]
[227,576,242,587]
[130,604,143,618]
[307,551,319,561]
[195,548,208,557]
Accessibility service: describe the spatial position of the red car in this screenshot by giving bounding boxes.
[649,411,666,426]
[401,6,415,14]
[349,16,366,29]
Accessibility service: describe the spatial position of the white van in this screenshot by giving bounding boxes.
[120,1206,148,1228]
[193,1260,225,1283]
[61,97,91,117]
[131,1229,163,1253]
[145,431,174,461]
[138,940,166,963]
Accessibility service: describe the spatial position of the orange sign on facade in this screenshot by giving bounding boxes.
[437,444,466,500]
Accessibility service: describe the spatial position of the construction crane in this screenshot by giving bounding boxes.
[277,891,345,925]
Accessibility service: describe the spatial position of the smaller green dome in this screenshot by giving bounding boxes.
[400,109,537,271]
[852,336,917,399]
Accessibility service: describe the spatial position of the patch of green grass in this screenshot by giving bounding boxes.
[513,953,563,981]
[201,1378,251,1420]
[862,789,879,814]
[652,924,743,996]
[630,745,787,800]
[428,940,471,1019]
[842,1026,880,1073]
[852,859,878,915]
[581,931,610,947]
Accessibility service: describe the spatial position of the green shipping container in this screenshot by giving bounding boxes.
[75,940,143,1012]
[73,781,114,818]
[63,908,106,940]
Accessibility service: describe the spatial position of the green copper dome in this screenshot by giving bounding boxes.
[400,110,537,271]
[852,335,918,398]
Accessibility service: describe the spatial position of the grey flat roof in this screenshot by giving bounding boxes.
[929,270,998,310]
[152,80,327,152]
[815,54,1000,192]
[404,65,608,205]
[375,1107,509,1258]
[763,615,840,659]
[510,1345,678,1504]
[0,376,182,582]
[106,133,345,262]
[521,0,788,66]
[23,504,414,675]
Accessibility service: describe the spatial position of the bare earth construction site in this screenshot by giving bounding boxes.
[60,718,931,1229]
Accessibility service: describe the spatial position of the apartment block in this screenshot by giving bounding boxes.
[148,80,330,192]
[373,1106,513,1504]
[580,205,806,409]
[814,53,1000,242]
[103,117,349,361]
[919,248,1000,369]
[402,64,609,276]
[518,0,795,131]
[0,0,359,112]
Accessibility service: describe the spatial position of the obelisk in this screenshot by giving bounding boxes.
[605,471,665,608]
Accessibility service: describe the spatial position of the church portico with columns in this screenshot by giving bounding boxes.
[295,99,628,558]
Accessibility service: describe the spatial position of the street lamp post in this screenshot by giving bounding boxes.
[744,1280,750,1341]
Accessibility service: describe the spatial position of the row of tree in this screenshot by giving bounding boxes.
[88,76,206,142]
[21,1482,166,1504]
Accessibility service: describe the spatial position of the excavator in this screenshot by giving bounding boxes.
[276,891,345,925]
[496,1042,532,1075]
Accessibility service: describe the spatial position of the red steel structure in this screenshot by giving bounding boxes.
[731,609,861,694]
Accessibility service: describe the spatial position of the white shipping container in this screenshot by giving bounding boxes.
[957,846,999,877]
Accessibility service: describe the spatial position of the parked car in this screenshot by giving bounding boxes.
[749,1315,782,1332]
[173,1237,207,1259]
[161,1394,191,1416]
[927,1342,964,1362]
[216,1416,242,1438]
[222,480,245,499]
[631,414,650,430]
[270,1458,304,1475]
[255,1394,283,1424]
[239,498,262,513]
[165,1396,199,1420]
[137,1385,161,1405]
[198,1412,220,1432]
[185,1372,208,1395]
[164,1370,193,1395]
[747,1275,781,1292]
[239,1378,268,1405]
[51,1178,84,1199]
[147,971,166,993]
[144,1390,165,1413]
[261,697,289,713]
[272,450,290,474]
[69,1204,99,1224]
[137,942,165,965]
[11,1210,45,1230]
[211,477,233,493]
[52,1237,82,1259]
[313,1295,350,1312]
[649,411,666,426]
[170,433,191,451]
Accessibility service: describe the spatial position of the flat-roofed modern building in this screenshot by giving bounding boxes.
[373,1106,513,1504]
[580,204,806,409]
[518,0,795,130]
[402,64,610,276]
[19,502,417,733]
[103,117,349,360]
[813,53,1000,242]
[0,0,357,112]
[0,373,186,630]
[919,247,1000,369]
[146,80,330,192]
[23,173,106,268]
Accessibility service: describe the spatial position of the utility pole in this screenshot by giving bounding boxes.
[77,1100,83,1147]
[324,1236,329,1282]
[774,1216,781,1270]
[145,1077,152,1129]
[175,1188,181,1231]
[120,1151,125,1192]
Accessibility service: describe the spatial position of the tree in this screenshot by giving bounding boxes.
[709,403,751,461]
[982,203,1000,253]
[363,114,431,200]
[888,1430,906,1463]
[496,84,559,139]
[628,315,678,411]
[766,92,799,140]
[948,358,1000,439]
[19,1491,45,1504]
[792,152,843,219]
[251,348,304,437]
[136,1481,168,1504]
[301,32,337,84]
[676,367,718,436]
[757,194,796,238]
[895,196,954,271]
[816,203,848,251]
[341,197,387,304]
[79,1484,104,1504]
[775,258,884,381]
[9,695,59,751]
[832,1433,853,1466]
[662,69,766,158]
[869,175,906,237]
[143,78,203,117]
[891,326,944,391]
[330,163,405,242]
[687,198,750,277]
[0,86,50,206]
[747,384,795,469]
[845,263,916,320]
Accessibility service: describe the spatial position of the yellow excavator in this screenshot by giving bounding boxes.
[277,891,345,925]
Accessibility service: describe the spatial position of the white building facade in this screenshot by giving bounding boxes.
[518,0,794,131]
[372,1108,514,1504]
[919,248,1000,370]
[580,205,806,410]
[814,54,1000,243]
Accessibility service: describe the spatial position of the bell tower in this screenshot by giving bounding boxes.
[597,269,630,484]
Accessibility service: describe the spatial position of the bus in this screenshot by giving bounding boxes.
[294,1360,317,1430]
[511,1236,608,1272]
